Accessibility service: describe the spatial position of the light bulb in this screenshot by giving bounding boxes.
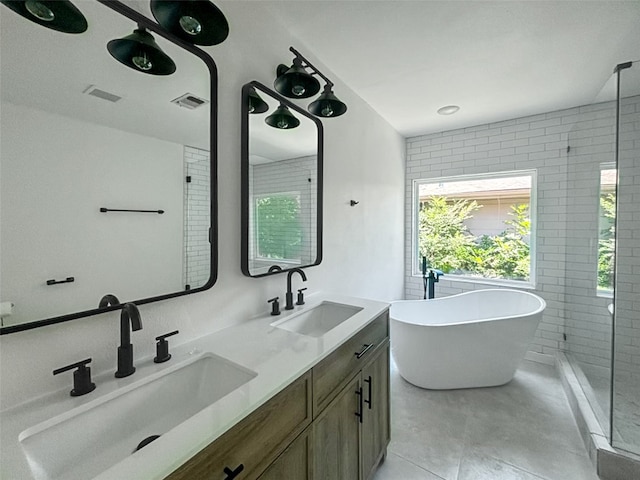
[249,104,255,113]
[25,1,54,21]
[277,119,289,129]
[179,15,202,36]
[132,51,152,71]
[292,84,306,96]
[321,104,334,117]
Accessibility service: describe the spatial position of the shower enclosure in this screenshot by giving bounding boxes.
[564,60,640,459]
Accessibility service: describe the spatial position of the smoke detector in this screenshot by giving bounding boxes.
[171,93,209,110]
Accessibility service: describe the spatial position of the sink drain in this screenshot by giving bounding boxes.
[134,434,161,453]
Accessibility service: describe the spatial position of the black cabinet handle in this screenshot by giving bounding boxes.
[364,375,372,409]
[355,343,374,359]
[355,387,363,423]
[223,463,244,479]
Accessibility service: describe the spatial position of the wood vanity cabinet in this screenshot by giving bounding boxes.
[313,338,390,480]
[312,311,390,480]
[165,311,389,480]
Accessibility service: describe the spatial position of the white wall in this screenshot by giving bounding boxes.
[1,103,184,325]
[0,1,405,409]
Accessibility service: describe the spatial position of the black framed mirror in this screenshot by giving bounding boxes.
[0,0,218,334]
[241,81,323,277]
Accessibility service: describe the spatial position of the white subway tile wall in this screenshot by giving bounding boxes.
[405,98,639,368]
[183,146,211,289]
[615,94,640,382]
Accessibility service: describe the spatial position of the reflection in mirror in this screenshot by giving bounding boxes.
[0,1,216,333]
[241,82,323,277]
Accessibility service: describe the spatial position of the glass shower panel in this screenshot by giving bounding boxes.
[612,60,640,455]
[564,72,617,438]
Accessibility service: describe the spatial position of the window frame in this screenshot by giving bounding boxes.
[412,169,538,288]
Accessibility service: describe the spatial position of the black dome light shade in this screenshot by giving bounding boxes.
[150,0,229,46]
[308,85,347,118]
[248,87,269,114]
[274,59,320,99]
[265,104,300,129]
[0,0,87,34]
[107,26,176,76]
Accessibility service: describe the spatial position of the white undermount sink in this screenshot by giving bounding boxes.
[272,301,363,337]
[19,353,257,480]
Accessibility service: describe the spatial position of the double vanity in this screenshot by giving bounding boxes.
[0,293,390,480]
[0,2,386,479]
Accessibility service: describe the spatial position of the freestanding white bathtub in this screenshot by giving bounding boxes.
[390,289,546,389]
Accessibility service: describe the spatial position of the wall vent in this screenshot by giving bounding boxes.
[171,93,209,110]
[83,85,122,103]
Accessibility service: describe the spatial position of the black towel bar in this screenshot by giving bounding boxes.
[100,208,164,214]
[46,277,75,285]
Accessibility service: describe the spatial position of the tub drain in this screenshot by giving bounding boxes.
[134,434,161,453]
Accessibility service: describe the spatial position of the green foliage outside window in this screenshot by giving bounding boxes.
[418,196,531,281]
[256,195,302,260]
[598,192,616,290]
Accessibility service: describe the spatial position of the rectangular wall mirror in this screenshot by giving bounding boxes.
[241,81,323,277]
[0,1,217,333]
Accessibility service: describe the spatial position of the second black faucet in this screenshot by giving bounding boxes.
[285,268,307,310]
[115,303,142,378]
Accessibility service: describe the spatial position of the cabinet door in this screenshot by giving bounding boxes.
[313,376,361,480]
[361,341,390,480]
[259,428,312,480]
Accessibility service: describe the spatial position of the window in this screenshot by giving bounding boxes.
[255,192,302,261]
[598,165,616,293]
[414,171,536,284]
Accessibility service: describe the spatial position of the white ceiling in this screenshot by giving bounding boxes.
[261,1,640,137]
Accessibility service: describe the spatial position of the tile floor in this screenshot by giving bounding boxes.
[373,358,600,480]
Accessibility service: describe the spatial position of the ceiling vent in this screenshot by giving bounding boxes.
[171,93,209,110]
[82,85,122,103]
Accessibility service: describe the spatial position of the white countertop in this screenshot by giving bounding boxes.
[0,293,389,480]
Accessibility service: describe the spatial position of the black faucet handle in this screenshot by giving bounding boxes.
[268,297,281,316]
[53,358,96,397]
[154,330,179,364]
[296,287,307,306]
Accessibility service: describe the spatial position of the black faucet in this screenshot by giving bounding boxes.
[285,268,307,310]
[115,303,142,378]
[421,256,443,299]
[425,269,444,299]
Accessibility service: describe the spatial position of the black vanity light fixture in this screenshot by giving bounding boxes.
[0,0,88,34]
[274,46,347,118]
[265,103,300,129]
[150,0,229,46]
[247,86,269,114]
[107,24,177,76]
